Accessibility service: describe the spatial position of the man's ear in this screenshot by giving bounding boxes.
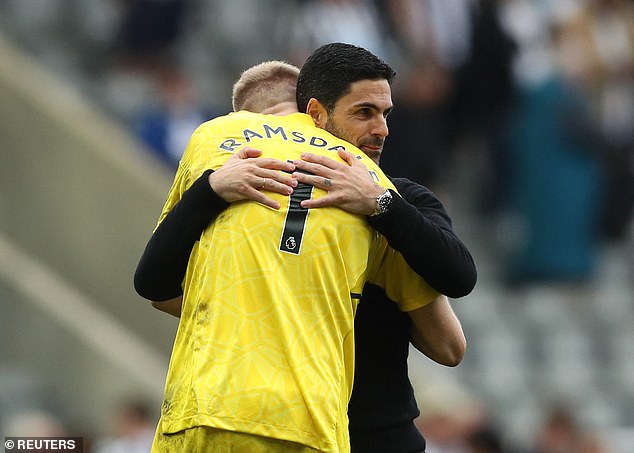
[306,98,327,127]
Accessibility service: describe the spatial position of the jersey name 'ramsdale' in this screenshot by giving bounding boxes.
[219,123,350,153]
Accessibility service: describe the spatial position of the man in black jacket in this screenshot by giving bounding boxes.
[295,44,475,453]
[135,44,476,453]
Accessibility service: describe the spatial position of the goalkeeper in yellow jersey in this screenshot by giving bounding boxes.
[137,60,439,453]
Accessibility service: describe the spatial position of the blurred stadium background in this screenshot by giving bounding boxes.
[0,1,632,452]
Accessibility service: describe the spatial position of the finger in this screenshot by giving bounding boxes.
[260,177,295,195]
[260,170,298,190]
[337,148,360,166]
[254,158,296,172]
[291,160,335,178]
[249,178,289,208]
[291,171,332,189]
[233,147,296,172]
[300,195,334,209]
[251,191,282,210]
[337,148,369,171]
[297,152,347,170]
[235,146,264,159]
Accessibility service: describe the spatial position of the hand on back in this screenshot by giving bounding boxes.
[292,148,385,215]
[209,147,297,209]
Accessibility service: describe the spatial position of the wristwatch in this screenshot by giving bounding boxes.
[370,189,393,217]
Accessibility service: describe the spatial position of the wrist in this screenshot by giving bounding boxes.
[369,189,393,217]
[207,171,233,203]
[208,171,219,192]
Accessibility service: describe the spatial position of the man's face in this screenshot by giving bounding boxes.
[322,79,393,164]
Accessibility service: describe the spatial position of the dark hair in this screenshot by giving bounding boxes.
[296,42,396,113]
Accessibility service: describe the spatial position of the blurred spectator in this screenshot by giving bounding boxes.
[381,0,473,70]
[529,404,608,453]
[465,426,506,453]
[379,59,455,193]
[553,0,634,242]
[287,0,392,65]
[500,2,605,287]
[504,75,604,286]
[111,0,189,72]
[99,0,191,121]
[93,398,155,453]
[376,0,472,196]
[4,409,68,437]
[450,0,517,215]
[379,0,516,204]
[134,64,220,169]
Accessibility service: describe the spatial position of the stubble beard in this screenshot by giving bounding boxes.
[324,117,383,164]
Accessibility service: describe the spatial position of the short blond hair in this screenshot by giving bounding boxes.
[232,61,300,113]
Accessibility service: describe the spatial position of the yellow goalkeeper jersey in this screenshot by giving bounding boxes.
[154,112,438,452]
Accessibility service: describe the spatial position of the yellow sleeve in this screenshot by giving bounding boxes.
[155,123,208,227]
[367,243,439,312]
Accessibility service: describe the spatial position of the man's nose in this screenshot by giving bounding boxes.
[372,116,389,138]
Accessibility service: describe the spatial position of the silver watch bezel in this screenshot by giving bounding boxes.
[372,190,392,216]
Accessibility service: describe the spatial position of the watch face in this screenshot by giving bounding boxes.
[378,191,392,213]
[371,190,392,216]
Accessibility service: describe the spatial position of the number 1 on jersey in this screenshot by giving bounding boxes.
[279,181,313,255]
